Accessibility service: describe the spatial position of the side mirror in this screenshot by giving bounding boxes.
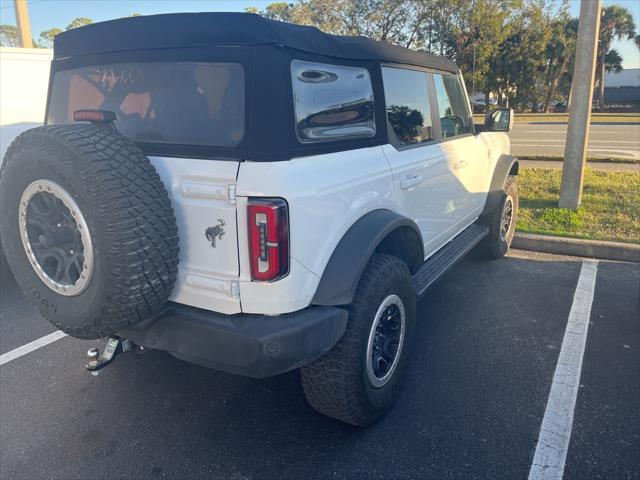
[485,108,514,132]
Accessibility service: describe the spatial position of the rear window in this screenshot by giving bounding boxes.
[47,62,244,147]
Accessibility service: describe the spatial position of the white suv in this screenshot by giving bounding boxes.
[0,13,518,426]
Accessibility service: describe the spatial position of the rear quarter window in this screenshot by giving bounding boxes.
[47,62,244,147]
[291,60,375,143]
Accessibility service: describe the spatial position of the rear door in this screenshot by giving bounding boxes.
[380,66,457,256]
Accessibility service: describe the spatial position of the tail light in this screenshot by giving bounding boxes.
[248,198,289,281]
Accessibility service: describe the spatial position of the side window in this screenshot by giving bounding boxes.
[381,66,433,146]
[291,60,375,143]
[433,73,473,139]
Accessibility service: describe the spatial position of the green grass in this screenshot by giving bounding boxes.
[517,168,640,244]
[518,155,640,165]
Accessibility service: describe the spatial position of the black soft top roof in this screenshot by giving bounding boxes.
[54,12,459,74]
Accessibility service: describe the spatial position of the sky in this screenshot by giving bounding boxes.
[1,0,639,68]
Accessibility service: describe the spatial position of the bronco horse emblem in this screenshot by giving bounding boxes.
[205,219,226,248]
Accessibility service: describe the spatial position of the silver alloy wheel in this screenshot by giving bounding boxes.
[366,294,406,388]
[499,195,514,242]
[18,180,93,296]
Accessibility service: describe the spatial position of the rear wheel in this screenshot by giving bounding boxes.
[301,254,416,426]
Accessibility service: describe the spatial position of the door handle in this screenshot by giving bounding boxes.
[400,175,423,190]
[453,159,468,169]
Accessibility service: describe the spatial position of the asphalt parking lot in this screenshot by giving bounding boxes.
[1,249,638,479]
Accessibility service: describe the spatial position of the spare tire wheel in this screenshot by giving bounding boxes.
[0,124,179,339]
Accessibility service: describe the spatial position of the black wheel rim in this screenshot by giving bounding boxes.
[500,195,514,242]
[366,294,406,388]
[19,180,93,296]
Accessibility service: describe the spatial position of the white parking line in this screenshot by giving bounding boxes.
[528,260,599,480]
[0,330,68,366]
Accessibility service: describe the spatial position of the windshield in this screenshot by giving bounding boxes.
[47,62,244,147]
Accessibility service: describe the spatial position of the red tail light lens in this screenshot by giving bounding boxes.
[248,198,289,281]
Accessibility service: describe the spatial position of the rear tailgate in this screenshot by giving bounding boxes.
[151,157,241,314]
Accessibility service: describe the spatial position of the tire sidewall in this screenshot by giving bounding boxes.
[1,146,111,327]
[355,258,416,411]
[491,176,519,257]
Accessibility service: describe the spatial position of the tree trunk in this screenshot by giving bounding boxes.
[566,82,573,112]
[543,63,556,113]
[598,50,606,110]
[546,69,562,114]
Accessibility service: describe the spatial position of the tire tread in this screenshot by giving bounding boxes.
[0,124,179,339]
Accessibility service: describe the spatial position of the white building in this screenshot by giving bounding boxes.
[603,68,640,105]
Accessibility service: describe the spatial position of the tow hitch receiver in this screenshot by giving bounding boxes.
[85,337,133,375]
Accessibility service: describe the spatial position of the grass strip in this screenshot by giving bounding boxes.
[516,168,640,244]
[518,155,639,165]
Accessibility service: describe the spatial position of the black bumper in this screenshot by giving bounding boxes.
[120,303,348,378]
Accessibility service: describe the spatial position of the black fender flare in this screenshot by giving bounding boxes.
[312,209,424,306]
[481,155,519,216]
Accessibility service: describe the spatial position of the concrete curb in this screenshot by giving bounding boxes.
[513,233,640,263]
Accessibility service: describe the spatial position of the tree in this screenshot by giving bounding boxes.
[259,2,297,22]
[635,34,640,49]
[39,28,62,48]
[1,24,41,48]
[542,11,578,112]
[66,17,93,31]
[596,5,636,109]
[246,0,429,48]
[0,24,19,47]
[485,0,553,109]
[604,48,623,73]
[440,0,517,104]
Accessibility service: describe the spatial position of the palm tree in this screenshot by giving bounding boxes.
[596,5,636,109]
[605,49,623,73]
[543,17,578,113]
[635,34,640,50]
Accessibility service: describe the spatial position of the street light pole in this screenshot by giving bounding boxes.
[559,0,601,210]
[14,0,33,48]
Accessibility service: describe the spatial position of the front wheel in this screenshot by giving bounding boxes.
[301,254,416,426]
[480,176,519,259]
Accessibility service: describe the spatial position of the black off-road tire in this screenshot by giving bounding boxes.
[0,124,179,339]
[480,175,519,259]
[301,254,416,427]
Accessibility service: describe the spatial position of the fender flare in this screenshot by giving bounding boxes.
[311,209,424,306]
[481,155,519,216]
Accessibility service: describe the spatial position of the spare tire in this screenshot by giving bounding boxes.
[0,124,179,339]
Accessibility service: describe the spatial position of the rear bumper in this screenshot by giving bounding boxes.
[120,303,348,378]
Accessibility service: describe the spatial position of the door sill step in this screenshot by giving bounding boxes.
[412,224,489,298]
